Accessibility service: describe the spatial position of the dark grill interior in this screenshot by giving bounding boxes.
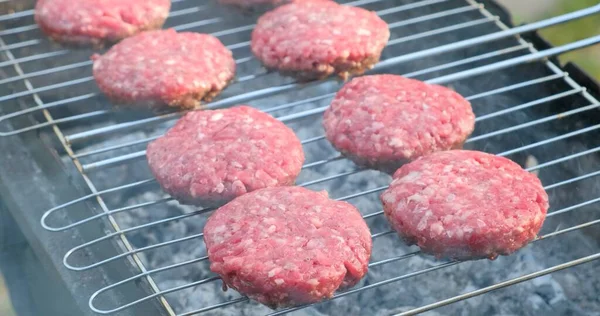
[0,0,599,315]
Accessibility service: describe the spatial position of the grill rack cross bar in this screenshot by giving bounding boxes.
[393,252,600,316]
[41,108,600,234]
[59,145,600,272]
[0,2,597,138]
[72,69,562,161]
[87,191,600,315]
[64,6,600,144]
[81,70,586,172]
[42,95,600,235]
[187,219,600,316]
[0,0,469,136]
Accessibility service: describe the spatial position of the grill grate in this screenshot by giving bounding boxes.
[1,0,600,315]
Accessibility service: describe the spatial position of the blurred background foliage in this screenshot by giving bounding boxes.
[499,0,600,79]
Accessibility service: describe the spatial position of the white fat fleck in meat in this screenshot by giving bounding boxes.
[311,217,323,228]
[268,267,282,277]
[388,138,404,148]
[210,113,224,121]
[214,183,225,193]
[213,225,226,233]
[416,215,429,231]
[381,193,396,204]
[357,28,371,36]
[399,171,421,182]
[406,193,425,204]
[430,222,444,236]
[263,217,276,225]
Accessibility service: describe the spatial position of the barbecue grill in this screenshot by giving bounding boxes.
[1,0,600,315]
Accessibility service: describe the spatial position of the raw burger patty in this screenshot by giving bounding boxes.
[93,29,235,110]
[323,75,475,173]
[204,186,372,308]
[146,106,304,206]
[35,0,171,46]
[380,150,549,260]
[251,0,389,80]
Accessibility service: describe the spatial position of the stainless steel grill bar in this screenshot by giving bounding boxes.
[0,0,192,23]
[0,0,460,129]
[42,150,359,232]
[43,96,600,245]
[0,3,597,138]
[90,216,600,316]
[61,148,600,274]
[474,87,585,122]
[0,9,34,21]
[467,102,600,143]
[0,24,37,36]
[79,132,600,314]
[469,0,599,108]
[0,60,92,85]
[0,0,195,36]
[0,39,42,52]
[0,5,214,66]
[71,203,406,274]
[66,70,567,160]
[497,123,600,157]
[79,71,588,172]
[40,100,598,246]
[387,5,479,29]
[66,26,600,145]
[1,39,531,139]
[0,0,386,78]
[0,18,178,315]
[338,167,600,241]
[394,253,600,316]
[199,218,600,316]
[0,48,265,103]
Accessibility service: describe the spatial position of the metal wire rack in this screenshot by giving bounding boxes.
[0,0,599,315]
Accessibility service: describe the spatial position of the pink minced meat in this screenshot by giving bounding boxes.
[35,0,171,46]
[146,106,304,207]
[323,75,475,173]
[92,29,236,110]
[251,0,389,80]
[204,186,372,308]
[380,150,549,260]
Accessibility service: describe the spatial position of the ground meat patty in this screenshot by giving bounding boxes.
[92,29,235,110]
[251,0,389,80]
[204,186,372,308]
[35,0,171,46]
[323,75,475,173]
[146,106,304,206]
[380,150,549,260]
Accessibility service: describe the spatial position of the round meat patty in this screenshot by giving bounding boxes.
[204,186,372,308]
[35,0,171,46]
[146,106,304,206]
[92,29,236,110]
[323,75,475,173]
[251,0,389,80]
[380,150,549,260]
